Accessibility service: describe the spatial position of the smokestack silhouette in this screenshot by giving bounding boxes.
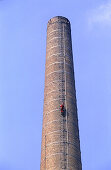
[40,16,82,170]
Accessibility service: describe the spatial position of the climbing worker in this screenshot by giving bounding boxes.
[60,103,64,113]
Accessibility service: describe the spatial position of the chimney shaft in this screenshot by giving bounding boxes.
[40,16,82,170]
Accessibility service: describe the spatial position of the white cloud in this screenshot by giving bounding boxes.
[88,1,111,27]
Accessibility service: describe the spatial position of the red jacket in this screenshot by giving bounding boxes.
[60,104,64,112]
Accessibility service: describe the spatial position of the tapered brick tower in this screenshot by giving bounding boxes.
[40,16,82,170]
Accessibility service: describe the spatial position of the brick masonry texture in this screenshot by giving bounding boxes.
[40,16,82,170]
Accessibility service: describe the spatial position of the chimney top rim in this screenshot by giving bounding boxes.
[47,16,70,26]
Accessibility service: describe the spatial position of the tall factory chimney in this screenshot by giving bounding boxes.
[40,16,82,170]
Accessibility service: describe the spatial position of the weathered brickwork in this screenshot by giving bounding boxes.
[40,16,82,170]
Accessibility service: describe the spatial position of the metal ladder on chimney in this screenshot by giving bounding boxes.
[60,23,69,170]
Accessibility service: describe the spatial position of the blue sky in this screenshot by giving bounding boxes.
[0,0,111,169]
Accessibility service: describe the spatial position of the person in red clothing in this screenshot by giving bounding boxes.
[60,103,64,113]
